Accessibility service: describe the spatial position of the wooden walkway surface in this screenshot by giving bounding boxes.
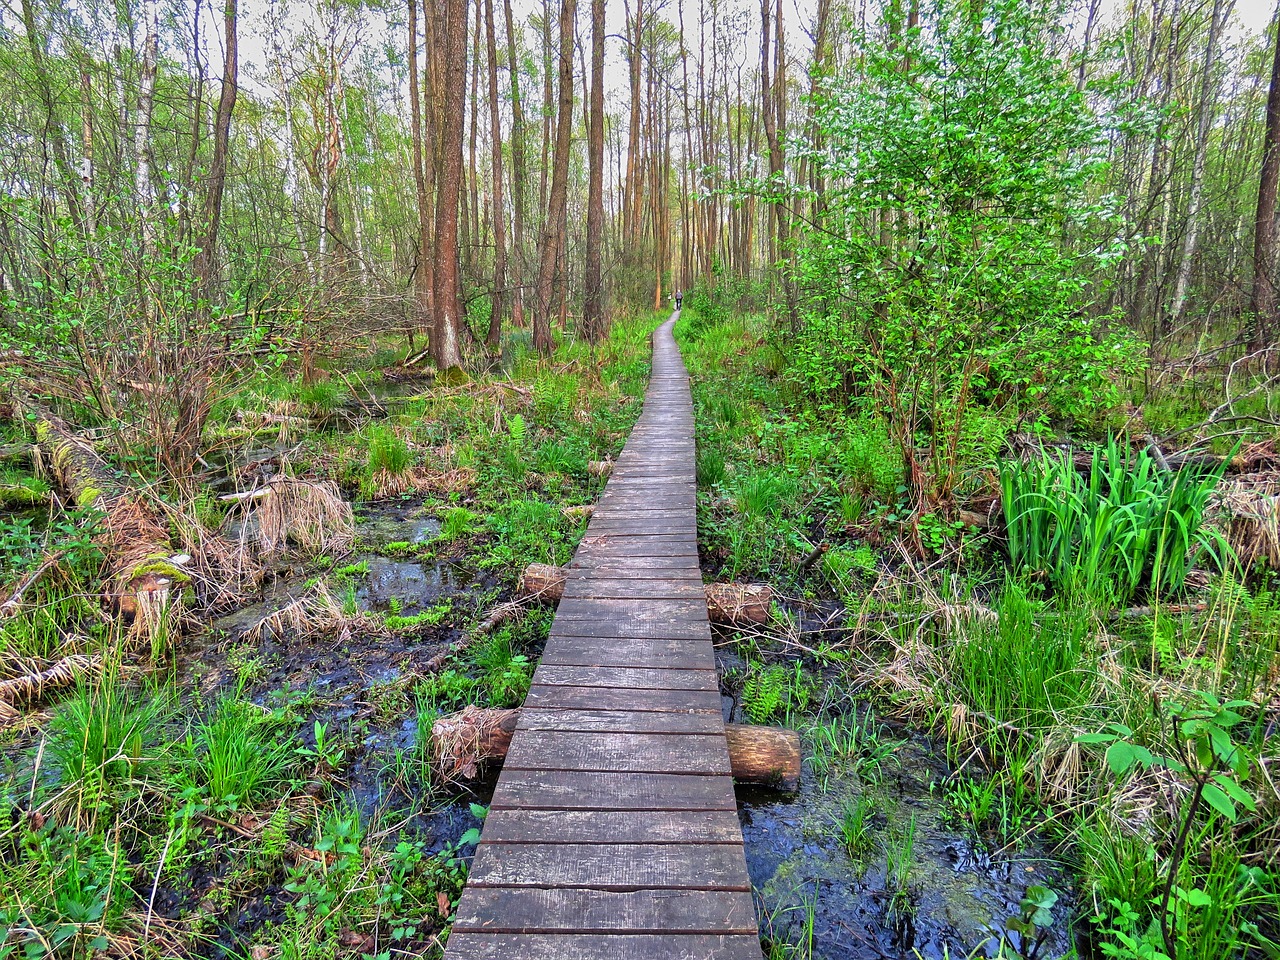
[445,314,760,959]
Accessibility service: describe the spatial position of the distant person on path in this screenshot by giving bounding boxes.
[675,289,683,310]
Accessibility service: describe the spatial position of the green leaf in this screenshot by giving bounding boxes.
[1076,732,1114,744]
[1212,775,1256,813]
[1201,782,1238,823]
[1105,741,1139,775]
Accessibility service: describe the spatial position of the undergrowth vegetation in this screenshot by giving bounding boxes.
[678,301,1280,960]
[0,312,659,959]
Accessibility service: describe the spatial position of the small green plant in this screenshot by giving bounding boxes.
[808,711,896,785]
[1078,692,1257,960]
[185,694,294,810]
[473,631,532,707]
[440,506,479,540]
[838,795,874,864]
[885,815,917,926]
[992,885,1060,959]
[385,599,453,631]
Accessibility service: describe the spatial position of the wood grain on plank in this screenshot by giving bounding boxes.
[476,808,743,844]
[522,684,721,712]
[532,664,719,690]
[467,842,752,890]
[504,730,732,774]
[453,887,757,934]
[445,933,762,960]
[489,769,737,811]
[515,708,724,734]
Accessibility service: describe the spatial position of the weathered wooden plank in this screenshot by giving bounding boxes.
[504,730,732,774]
[444,933,763,960]
[522,684,722,712]
[453,888,758,934]
[468,842,752,890]
[489,769,737,811]
[546,618,711,640]
[555,597,708,620]
[515,708,724,734]
[567,555,700,572]
[539,638,714,670]
[477,808,742,844]
[576,537,700,557]
[532,664,719,691]
[560,578,706,600]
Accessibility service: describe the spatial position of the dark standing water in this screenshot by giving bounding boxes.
[739,732,1073,959]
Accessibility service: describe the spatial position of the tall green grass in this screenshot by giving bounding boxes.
[1000,437,1230,601]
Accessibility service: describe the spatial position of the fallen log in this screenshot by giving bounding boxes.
[0,654,101,730]
[432,705,801,790]
[26,407,187,639]
[518,563,772,624]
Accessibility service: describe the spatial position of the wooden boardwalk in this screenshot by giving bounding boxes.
[445,315,760,960]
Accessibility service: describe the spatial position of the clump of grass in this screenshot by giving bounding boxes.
[440,506,479,540]
[838,795,874,865]
[259,477,355,558]
[295,377,344,414]
[46,676,170,825]
[184,694,294,807]
[361,425,414,498]
[1000,437,1231,601]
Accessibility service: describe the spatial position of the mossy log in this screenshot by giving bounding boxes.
[432,705,800,790]
[518,563,772,623]
[26,408,187,630]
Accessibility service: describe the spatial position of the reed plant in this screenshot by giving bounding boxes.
[1000,437,1230,602]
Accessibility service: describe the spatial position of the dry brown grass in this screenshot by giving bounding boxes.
[257,477,354,557]
[243,582,383,646]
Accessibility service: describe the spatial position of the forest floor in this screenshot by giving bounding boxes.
[1,308,1278,960]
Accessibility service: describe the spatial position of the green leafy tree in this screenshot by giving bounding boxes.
[788,0,1141,506]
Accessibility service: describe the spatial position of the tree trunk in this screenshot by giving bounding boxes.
[194,0,239,297]
[1253,10,1280,352]
[623,0,644,246]
[135,0,161,260]
[28,409,184,640]
[503,0,529,329]
[432,0,469,371]
[1168,0,1231,328]
[408,0,434,338]
[582,0,607,342]
[533,0,576,354]
[485,0,509,348]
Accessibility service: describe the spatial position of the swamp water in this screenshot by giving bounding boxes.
[738,737,1073,959]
